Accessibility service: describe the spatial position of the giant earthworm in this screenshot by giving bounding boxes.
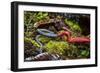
[58,31,90,43]
[37,29,90,43]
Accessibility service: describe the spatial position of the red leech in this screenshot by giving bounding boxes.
[58,31,90,43]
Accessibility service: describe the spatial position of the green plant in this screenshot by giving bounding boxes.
[81,50,89,57]
[24,32,34,38]
[24,11,50,32]
[64,19,81,32]
[63,44,79,58]
[24,37,41,58]
[44,41,69,55]
[24,37,40,48]
[38,35,61,44]
[38,36,52,44]
[36,12,49,21]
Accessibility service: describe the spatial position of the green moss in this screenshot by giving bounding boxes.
[38,35,61,44]
[24,37,41,58]
[63,44,79,58]
[44,41,69,55]
[79,50,90,58]
[24,11,50,32]
[72,25,81,32]
[64,19,81,32]
[38,36,52,44]
[24,37,40,48]
[24,32,34,38]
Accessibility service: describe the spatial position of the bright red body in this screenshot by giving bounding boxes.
[58,31,90,43]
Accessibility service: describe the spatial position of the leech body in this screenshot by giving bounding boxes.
[58,31,90,43]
